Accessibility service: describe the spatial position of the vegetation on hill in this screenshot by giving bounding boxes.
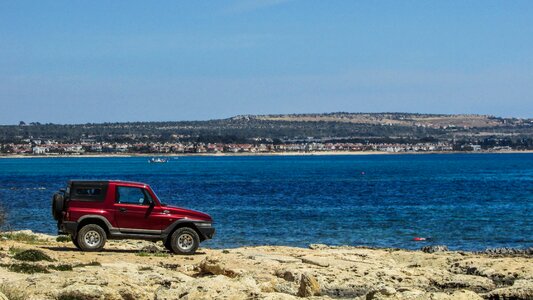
[1,113,532,148]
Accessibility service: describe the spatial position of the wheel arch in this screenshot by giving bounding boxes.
[76,215,112,238]
[163,221,204,244]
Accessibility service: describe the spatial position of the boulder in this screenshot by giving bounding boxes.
[297,273,320,297]
[275,269,301,282]
[197,256,241,278]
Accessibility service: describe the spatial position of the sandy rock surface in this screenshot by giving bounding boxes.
[0,231,532,299]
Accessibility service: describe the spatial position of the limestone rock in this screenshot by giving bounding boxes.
[249,254,302,263]
[57,285,122,300]
[487,279,533,300]
[263,292,299,299]
[383,289,482,300]
[365,285,396,299]
[198,256,241,278]
[298,273,320,297]
[117,285,151,300]
[275,269,301,282]
[483,247,533,256]
[433,274,495,292]
[301,256,330,267]
[309,244,329,250]
[156,275,261,300]
[420,245,449,253]
[449,290,483,300]
[140,244,162,253]
[2,231,533,300]
[274,281,298,296]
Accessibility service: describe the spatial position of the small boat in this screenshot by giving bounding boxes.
[148,157,168,163]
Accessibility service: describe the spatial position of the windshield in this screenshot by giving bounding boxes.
[151,189,166,206]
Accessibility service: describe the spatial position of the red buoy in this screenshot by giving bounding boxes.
[413,237,427,241]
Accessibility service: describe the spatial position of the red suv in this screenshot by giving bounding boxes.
[52,180,215,254]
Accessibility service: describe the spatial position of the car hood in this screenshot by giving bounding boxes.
[162,205,212,222]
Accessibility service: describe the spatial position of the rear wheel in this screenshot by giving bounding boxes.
[77,224,106,252]
[164,240,173,252]
[170,227,200,255]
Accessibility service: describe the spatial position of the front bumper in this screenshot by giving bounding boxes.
[58,221,77,235]
[194,222,215,240]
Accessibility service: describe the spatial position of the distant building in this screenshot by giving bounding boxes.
[32,146,48,155]
[471,145,482,151]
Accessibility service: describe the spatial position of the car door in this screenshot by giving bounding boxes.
[113,185,163,233]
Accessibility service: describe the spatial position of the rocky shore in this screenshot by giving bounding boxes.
[0,231,532,300]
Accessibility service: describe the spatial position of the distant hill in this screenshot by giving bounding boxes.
[247,113,506,128]
[1,112,532,144]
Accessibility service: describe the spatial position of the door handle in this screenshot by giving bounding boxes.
[162,210,170,214]
[119,208,127,213]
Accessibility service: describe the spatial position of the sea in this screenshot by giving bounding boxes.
[0,153,532,251]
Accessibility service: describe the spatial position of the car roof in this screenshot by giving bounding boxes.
[68,180,148,187]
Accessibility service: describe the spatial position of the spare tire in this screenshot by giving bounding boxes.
[51,192,65,220]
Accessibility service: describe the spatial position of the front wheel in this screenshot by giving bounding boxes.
[77,224,107,252]
[71,235,81,250]
[170,227,200,255]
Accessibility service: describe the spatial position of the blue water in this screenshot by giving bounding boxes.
[0,154,532,251]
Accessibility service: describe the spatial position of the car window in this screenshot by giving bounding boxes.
[75,188,102,196]
[116,187,152,206]
[70,184,107,202]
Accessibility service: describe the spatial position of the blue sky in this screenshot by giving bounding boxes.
[1,1,532,124]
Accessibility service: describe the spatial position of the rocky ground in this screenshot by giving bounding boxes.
[0,231,532,300]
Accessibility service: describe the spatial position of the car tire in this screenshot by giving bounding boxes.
[51,193,64,220]
[163,240,173,252]
[77,224,106,252]
[170,227,200,255]
[71,235,81,250]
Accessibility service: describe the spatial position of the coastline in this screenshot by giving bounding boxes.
[1,149,532,159]
[0,231,531,299]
